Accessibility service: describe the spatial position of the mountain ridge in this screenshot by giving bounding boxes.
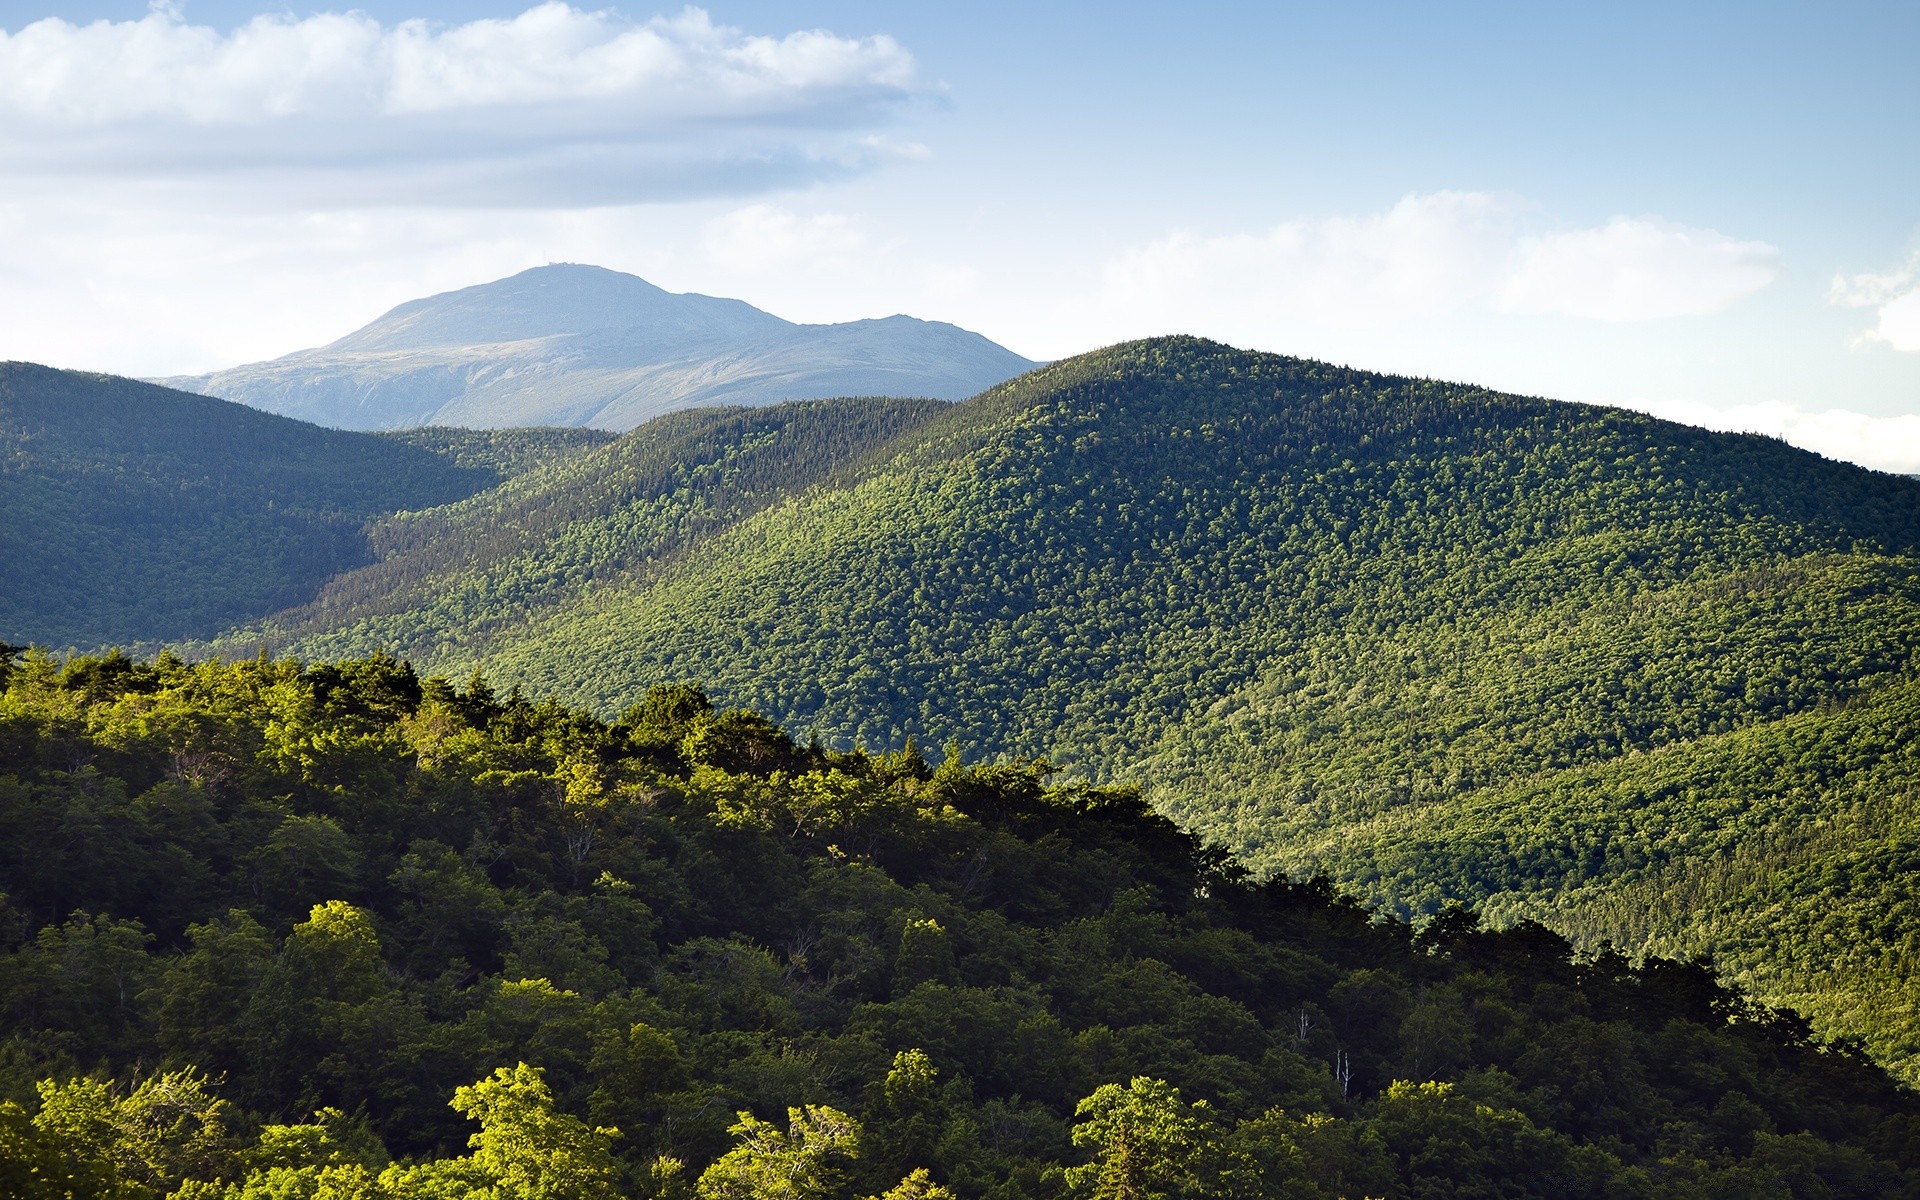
[0,361,606,647]
[159,263,1038,431]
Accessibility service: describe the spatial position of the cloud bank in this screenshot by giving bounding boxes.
[1831,256,1920,352]
[0,3,922,204]
[1501,217,1780,321]
[1100,193,1779,337]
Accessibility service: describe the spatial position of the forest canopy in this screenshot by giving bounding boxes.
[1,649,1916,1198]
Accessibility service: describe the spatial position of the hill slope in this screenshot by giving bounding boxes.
[161,264,1038,431]
[203,396,953,665]
[0,363,603,647]
[1,652,1915,1198]
[233,337,1920,1078]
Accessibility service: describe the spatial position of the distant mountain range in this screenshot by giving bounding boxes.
[158,264,1037,431]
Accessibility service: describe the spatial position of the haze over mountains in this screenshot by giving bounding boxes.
[159,264,1037,431]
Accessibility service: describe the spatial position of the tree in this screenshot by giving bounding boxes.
[1065,1077,1217,1200]
[418,1063,622,1200]
[861,1049,948,1187]
[695,1106,860,1200]
[866,1167,958,1200]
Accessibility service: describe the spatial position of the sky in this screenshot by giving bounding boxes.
[2,1,1918,470]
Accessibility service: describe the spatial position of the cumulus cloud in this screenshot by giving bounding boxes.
[1830,256,1920,352]
[1097,195,1777,344]
[1619,395,1920,476]
[1104,191,1519,326]
[1500,217,1779,320]
[0,3,922,204]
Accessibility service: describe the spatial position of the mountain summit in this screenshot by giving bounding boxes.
[161,264,1037,431]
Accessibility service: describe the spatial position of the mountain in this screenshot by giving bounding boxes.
[159,264,1038,431]
[209,337,1920,1083]
[0,362,608,647]
[2,651,1916,1198]
[205,395,952,662]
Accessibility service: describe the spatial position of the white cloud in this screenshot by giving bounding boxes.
[0,4,921,205]
[690,203,983,326]
[1619,395,1920,476]
[1500,217,1779,321]
[0,195,990,376]
[1877,291,1920,352]
[1830,255,1920,352]
[1103,191,1519,327]
[1090,195,1778,351]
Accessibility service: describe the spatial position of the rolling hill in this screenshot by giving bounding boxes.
[206,395,953,664]
[160,263,1037,431]
[210,336,1920,1081]
[0,362,607,647]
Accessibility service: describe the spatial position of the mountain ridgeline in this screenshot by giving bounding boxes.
[207,337,1920,1083]
[160,264,1037,431]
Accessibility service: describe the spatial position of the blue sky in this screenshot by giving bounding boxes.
[2,1,1917,467]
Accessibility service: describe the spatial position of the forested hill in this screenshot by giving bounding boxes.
[458,337,1920,745]
[2,651,1917,1199]
[0,363,607,648]
[204,396,953,664]
[232,337,1920,1082]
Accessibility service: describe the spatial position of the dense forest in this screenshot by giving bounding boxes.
[198,338,1920,1082]
[207,397,951,664]
[3,649,1919,1198]
[9,341,1920,1102]
[0,364,609,647]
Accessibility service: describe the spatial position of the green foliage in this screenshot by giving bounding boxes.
[444,1063,622,1200]
[0,652,1915,1198]
[696,1105,859,1200]
[377,426,616,476]
[210,396,950,667]
[203,336,1920,1081]
[1065,1077,1215,1200]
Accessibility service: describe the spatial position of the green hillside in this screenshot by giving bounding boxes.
[236,338,1920,1079]
[379,424,619,475]
[0,365,601,648]
[210,397,950,665]
[2,651,1916,1199]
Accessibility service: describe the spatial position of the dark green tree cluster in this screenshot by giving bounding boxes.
[2,650,1917,1197]
[379,425,617,476]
